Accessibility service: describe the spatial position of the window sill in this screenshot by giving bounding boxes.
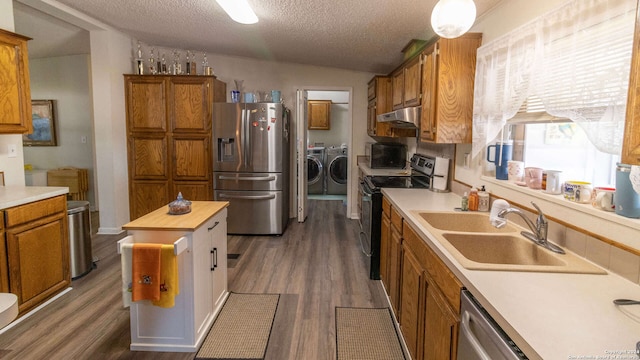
[480,175,640,232]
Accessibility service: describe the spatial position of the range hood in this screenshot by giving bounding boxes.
[377,106,421,129]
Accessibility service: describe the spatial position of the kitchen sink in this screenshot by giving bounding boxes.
[441,233,565,266]
[410,210,606,274]
[417,211,518,233]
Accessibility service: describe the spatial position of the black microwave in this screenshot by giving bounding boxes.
[366,142,407,169]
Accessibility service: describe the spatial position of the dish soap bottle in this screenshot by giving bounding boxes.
[468,187,479,211]
[478,185,490,212]
[461,192,469,211]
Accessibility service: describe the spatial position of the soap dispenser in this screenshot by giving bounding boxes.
[478,186,490,212]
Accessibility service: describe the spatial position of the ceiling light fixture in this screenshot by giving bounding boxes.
[430,0,476,39]
[215,0,258,25]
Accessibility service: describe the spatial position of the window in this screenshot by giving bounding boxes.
[516,122,619,187]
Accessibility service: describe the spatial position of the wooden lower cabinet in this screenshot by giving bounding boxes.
[380,211,391,291]
[3,195,70,314]
[400,246,425,359]
[382,205,462,360]
[423,275,459,360]
[388,220,403,316]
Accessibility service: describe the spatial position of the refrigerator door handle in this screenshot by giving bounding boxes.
[218,193,277,200]
[218,175,277,182]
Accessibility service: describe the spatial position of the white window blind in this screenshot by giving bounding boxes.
[472,0,637,157]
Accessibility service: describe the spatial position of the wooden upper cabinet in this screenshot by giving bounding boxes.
[403,56,422,107]
[308,100,331,130]
[392,69,405,109]
[0,29,32,134]
[419,33,482,143]
[392,56,422,111]
[622,0,640,164]
[126,77,167,132]
[169,77,213,133]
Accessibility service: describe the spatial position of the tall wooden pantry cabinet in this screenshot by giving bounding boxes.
[124,75,226,220]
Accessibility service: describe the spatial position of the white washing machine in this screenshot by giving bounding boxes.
[307,147,325,194]
[326,146,347,195]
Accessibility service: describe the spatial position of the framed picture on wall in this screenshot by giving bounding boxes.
[23,100,57,146]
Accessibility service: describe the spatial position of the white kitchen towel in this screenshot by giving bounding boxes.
[432,157,450,191]
[121,243,133,308]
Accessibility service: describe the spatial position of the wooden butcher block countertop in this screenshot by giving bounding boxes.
[122,201,229,231]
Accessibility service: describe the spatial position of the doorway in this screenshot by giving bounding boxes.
[295,87,352,222]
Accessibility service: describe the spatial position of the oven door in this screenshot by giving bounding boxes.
[359,181,373,257]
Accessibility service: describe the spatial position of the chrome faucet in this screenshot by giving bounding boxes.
[497,202,565,254]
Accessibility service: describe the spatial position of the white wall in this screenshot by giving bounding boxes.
[25,54,95,206]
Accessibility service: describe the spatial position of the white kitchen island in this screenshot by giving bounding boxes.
[120,201,229,352]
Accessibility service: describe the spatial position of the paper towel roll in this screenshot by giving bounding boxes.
[432,157,449,191]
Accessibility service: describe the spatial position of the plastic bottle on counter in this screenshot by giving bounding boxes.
[468,187,479,211]
[461,192,469,211]
[478,185,490,212]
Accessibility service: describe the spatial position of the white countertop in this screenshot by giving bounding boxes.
[382,188,640,360]
[0,186,69,209]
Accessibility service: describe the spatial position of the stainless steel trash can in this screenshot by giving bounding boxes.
[67,201,92,279]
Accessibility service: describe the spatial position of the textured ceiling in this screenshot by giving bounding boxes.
[15,0,503,74]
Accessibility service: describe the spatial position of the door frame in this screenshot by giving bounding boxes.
[294,86,353,221]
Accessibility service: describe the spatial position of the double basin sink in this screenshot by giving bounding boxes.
[411,211,606,274]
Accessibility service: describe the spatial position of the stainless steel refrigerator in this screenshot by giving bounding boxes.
[212,102,290,235]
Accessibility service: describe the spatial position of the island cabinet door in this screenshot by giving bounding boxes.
[209,208,227,312]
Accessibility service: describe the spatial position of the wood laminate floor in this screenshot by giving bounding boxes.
[0,200,389,359]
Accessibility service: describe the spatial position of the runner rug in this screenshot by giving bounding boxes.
[335,307,406,360]
[196,292,280,360]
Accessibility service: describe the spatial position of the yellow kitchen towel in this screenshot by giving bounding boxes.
[131,243,162,302]
[152,244,179,308]
[120,243,133,308]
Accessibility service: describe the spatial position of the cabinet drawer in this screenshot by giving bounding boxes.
[390,207,403,233]
[404,223,462,313]
[382,196,391,217]
[4,195,66,228]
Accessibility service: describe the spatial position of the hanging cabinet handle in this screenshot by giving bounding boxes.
[211,247,218,271]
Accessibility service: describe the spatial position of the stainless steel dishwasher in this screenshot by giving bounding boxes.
[458,290,529,360]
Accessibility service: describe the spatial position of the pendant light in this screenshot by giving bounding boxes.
[216,0,259,24]
[430,0,476,39]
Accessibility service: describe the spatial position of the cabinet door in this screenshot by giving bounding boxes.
[388,224,402,316]
[6,215,69,313]
[367,99,377,136]
[420,49,437,142]
[173,181,212,201]
[130,181,170,220]
[380,213,391,291]
[125,76,167,133]
[400,246,425,360]
[403,56,422,107]
[392,69,404,110]
[0,29,32,134]
[169,77,212,133]
[129,135,169,180]
[209,210,228,311]
[423,280,459,360]
[308,100,331,130]
[172,135,210,180]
